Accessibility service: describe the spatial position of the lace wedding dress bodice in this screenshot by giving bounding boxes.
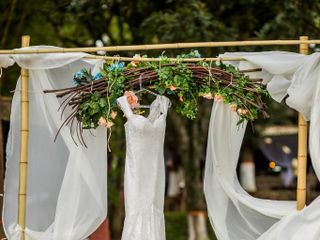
[117,95,170,240]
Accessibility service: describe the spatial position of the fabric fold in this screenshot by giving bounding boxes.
[0,55,15,68]
[3,48,108,240]
[205,51,320,240]
[204,102,295,240]
[121,206,165,240]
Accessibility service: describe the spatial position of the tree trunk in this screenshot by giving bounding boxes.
[167,100,212,240]
[108,119,126,239]
[240,145,257,192]
[0,0,17,48]
[187,211,209,240]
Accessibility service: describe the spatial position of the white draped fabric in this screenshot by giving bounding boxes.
[205,51,320,240]
[2,47,108,240]
[0,55,15,68]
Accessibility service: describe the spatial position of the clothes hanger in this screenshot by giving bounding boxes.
[133,73,160,109]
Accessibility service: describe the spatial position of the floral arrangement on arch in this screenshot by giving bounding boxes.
[44,50,269,145]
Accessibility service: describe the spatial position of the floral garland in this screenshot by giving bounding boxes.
[44,51,269,146]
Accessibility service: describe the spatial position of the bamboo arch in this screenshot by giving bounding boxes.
[0,35,313,239]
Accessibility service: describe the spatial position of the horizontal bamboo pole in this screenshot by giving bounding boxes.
[84,55,244,62]
[0,39,320,54]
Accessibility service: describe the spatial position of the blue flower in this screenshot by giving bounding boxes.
[194,50,201,58]
[94,72,103,80]
[108,62,125,71]
[74,71,84,79]
[108,64,116,71]
[118,62,125,69]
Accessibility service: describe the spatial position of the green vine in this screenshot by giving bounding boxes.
[45,50,270,144]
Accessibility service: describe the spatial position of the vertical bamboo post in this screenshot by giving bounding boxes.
[18,35,30,240]
[296,36,309,210]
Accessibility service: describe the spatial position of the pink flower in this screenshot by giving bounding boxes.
[203,93,214,99]
[98,117,114,128]
[238,109,249,115]
[243,109,249,115]
[229,104,237,112]
[105,120,114,128]
[214,94,223,102]
[169,85,177,91]
[124,91,139,108]
[98,117,107,126]
[199,92,213,99]
[111,111,117,119]
[130,54,140,67]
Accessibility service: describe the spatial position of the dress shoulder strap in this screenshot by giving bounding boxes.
[117,96,133,118]
[159,96,171,115]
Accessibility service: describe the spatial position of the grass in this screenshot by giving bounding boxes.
[165,212,217,240]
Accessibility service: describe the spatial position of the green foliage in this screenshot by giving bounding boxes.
[165,212,188,240]
[73,50,269,130]
[1,0,320,98]
[76,63,126,129]
[165,212,217,240]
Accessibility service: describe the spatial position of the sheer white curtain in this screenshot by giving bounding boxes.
[3,47,108,240]
[205,51,320,240]
[0,55,15,68]
[204,102,295,240]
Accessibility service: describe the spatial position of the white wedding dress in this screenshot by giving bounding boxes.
[117,95,170,240]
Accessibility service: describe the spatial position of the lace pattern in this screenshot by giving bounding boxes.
[117,95,170,240]
[121,206,165,240]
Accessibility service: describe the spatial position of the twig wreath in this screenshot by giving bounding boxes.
[44,51,269,147]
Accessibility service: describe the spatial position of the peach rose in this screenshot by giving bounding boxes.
[111,111,117,119]
[199,92,214,99]
[98,117,107,126]
[124,91,139,108]
[130,54,140,67]
[237,109,249,115]
[214,94,223,102]
[203,93,214,99]
[169,85,177,91]
[229,104,237,112]
[179,95,184,102]
[105,120,114,128]
[98,117,114,128]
